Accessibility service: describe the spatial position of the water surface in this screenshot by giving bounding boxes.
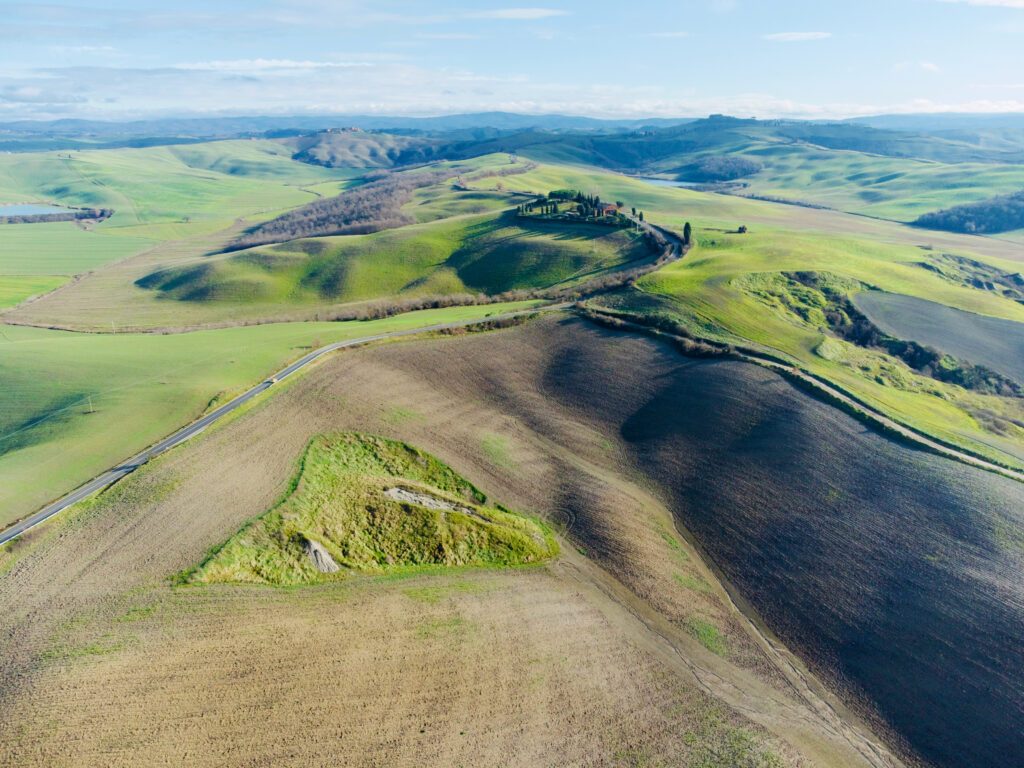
[0,204,70,217]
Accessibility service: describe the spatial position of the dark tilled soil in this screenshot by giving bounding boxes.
[529,318,1024,768]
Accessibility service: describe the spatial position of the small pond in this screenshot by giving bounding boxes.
[0,203,70,216]
[633,177,700,188]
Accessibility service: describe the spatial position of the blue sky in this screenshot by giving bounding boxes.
[1,0,1022,120]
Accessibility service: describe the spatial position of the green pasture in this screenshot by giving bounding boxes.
[0,276,68,310]
[0,301,539,528]
[736,143,1024,221]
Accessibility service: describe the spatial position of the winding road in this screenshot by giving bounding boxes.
[0,305,562,547]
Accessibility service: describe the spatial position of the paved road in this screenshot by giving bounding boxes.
[0,305,561,547]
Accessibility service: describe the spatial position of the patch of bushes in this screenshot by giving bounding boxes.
[914,190,1024,234]
[227,169,452,251]
[917,252,1024,304]
[0,208,112,225]
[576,306,734,359]
[436,312,539,335]
[677,155,762,183]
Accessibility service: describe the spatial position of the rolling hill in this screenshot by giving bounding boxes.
[136,210,654,306]
[280,116,1024,222]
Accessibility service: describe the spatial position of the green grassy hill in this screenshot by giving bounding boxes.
[136,210,652,307]
[288,131,446,168]
[0,140,351,229]
[453,159,1024,468]
[733,144,1024,222]
[189,432,557,585]
[409,117,1024,223]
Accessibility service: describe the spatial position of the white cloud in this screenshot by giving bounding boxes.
[416,32,482,40]
[7,60,1024,123]
[469,8,569,20]
[939,0,1024,7]
[49,45,117,54]
[178,59,374,72]
[763,31,832,42]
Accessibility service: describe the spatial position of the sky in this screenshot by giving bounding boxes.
[1,0,1023,122]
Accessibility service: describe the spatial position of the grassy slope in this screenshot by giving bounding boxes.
[737,143,1024,222]
[136,210,649,311]
[0,223,158,276]
[0,301,537,528]
[0,276,67,310]
[0,154,533,330]
[0,140,350,227]
[0,140,356,314]
[480,161,1024,466]
[192,432,557,585]
[518,129,1024,223]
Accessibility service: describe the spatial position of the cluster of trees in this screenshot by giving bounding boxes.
[0,208,112,225]
[551,189,615,217]
[914,190,1024,234]
[517,189,640,224]
[518,200,561,215]
[677,155,762,183]
[227,170,451,251]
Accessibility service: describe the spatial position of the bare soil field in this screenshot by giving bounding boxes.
[0,320,902,768]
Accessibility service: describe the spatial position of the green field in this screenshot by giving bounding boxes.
[0,302,538,528]
[0,141,355,228]
[0,141,359,321]
[6,144,1024,516]
[0,276,67,310]
[0,153,544,329]
[734,144,1024,222]
[621,142,1024,223]
[0,223,158,276]
[460,160,1024,467]
[503,116,1024,224]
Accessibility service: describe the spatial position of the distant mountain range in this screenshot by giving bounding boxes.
[6,111,1024,171]
[0,112,694,151]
